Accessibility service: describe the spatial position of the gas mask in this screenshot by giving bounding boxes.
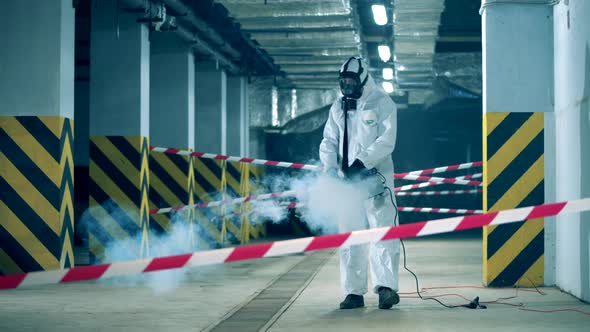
[339,74,363,99]
[338,57,368,100]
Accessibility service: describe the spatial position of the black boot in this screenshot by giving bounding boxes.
[378,287,400,309]
[339,294,365,309]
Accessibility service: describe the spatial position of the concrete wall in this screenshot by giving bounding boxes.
[553,0,590,302]
[75,81,90,165]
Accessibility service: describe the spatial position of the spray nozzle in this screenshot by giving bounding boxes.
[463,296,487,309]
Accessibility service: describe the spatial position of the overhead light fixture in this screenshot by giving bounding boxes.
[382,68,393,80]
[371,5,387,26]
[382,81,394,93]
[378,45,391,62]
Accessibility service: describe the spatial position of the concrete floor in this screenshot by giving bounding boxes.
[1,235,589,331]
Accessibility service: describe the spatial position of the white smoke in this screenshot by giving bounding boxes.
[249,199,289,223]
[250,172,372,234]
[80,203,199,293]
[78,169,376,292]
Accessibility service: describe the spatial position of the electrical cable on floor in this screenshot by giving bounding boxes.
[380,171,485,309]
[380,177,590,313]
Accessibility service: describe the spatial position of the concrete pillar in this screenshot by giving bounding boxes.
[481,0,553,287]
[148,33,196,246]
[553,0,590,302]
[0,0,75,274]
[87,0,150,262]
[195,62,227,154]
[150,34,195,149]
[0,0,74,118]
[248,78,273,159]
[89,0,150,137]
[226,76,249,156]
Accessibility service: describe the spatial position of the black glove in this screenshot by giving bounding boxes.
[344,159,375,179]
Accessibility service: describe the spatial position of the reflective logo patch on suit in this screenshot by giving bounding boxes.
[362,110,378,126]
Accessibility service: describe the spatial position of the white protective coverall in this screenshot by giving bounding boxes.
[319,62,400,296]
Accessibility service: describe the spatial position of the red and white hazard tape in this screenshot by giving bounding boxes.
[397,207,482,214]
[398,161,483,177]
[2,198,588,290]
[149,146,322,171]
[394,173,482,186]
[456,173,482,180]
[151,185,483,215]
[149,190,298,215]
[396,189,482,196]
[3,198,589,289]
[151,173,484,215]
[394,174,482,192]
[281,202,480,215]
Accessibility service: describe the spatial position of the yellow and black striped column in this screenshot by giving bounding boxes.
[193,158,231,247]
[0,116,74,274]
[190,158,269,248]
[149,150,193,246]
[483,112,545,286]
[249,165,267,238]
[88,136,149,263]
[188,156,196,247]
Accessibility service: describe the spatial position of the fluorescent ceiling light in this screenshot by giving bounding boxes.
[382,68,393,80]
[382,81,394,93]
[371,5,387,26]
[378,45,391,62]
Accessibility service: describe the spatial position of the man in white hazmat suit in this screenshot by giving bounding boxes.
[319,57,400,310]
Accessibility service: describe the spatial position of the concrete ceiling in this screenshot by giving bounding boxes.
[74,0,482,108]
[215,0,482,107]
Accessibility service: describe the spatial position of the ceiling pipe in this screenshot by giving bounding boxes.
[159,0,240,59]
[174,24,240,73]
[161,0,280,75]
[119,0,240,73]
[120,0,276,75]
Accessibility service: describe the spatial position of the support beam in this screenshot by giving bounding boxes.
[481,0,553,287]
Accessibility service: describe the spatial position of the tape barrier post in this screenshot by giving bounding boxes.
[1,198,589,290]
